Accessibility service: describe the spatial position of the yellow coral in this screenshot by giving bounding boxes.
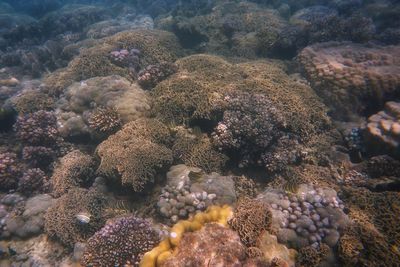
[140,205,233,267]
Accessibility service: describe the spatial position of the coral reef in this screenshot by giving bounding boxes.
[172,127,227,172]
[44,188,107,248]
[228,197,272,247]
[0,152,20,190]
[22,146,55,169]
[259,233,297,267]
[109,48,141,70]
[138,62,178,90]
[18,168,49,196]
[42,29,182,95]
[157,164,236,223]
[296,243,331,267]
[140,205,233,266]
[152,54,330,138]
[96,119,173,192]
[50,150,96,197]
[212,91,287,167]
[10,90,54,114]
[14,110,59,146]
[365,101,400,158]
[87,106,122,134]
[257,184,349,249]
[298,42,400,118]
[57,75,150,139]
[81,216,160,267]
[162,223,247,267]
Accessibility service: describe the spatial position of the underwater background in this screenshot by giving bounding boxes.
[0,0,400,266]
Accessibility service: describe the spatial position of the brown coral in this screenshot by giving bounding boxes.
[228,197,272,247]
[296,244,330,267]
[42,29,182,96]
[365,101,400,157]
[50,150,96,197]
[96,119,173,192]
[44,188,107,248]
[298,42,400,118]
[88,106,122,134]
[172,126,228,172]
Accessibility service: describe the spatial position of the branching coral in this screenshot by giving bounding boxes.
[212,91,287,168]
[18,168,49,196]
[172,127,227,172]
[0,152,20,190]
[96,119,173,192]
[44,188,107,248]
[228,197,272,247]
[88,106,122,134]
[138,62,178,90]
[14,110,59,146]
[81,216,160,267]
[50,150,96,197]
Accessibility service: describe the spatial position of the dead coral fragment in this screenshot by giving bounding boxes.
[228,197,272,247]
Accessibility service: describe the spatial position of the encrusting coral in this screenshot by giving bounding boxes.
[96,118,173,192]
[81,216,160,267]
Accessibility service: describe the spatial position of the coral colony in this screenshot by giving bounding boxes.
[0,0,399,266]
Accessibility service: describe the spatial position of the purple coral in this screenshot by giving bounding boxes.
[109,48,141,71]
[14,110,59,146]
[138,62,178,90]
[22,146,55,168]
[18,168,49,196]
[81,216,160,267]
[212,92,287,167]
[0,152,20,190]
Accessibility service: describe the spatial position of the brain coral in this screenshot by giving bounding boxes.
[96,118,173,192]
[81,216,160,267]
[50,150,96,197]
[42,29,182,96]
[44,188,107,248]
[298,42,400,118]
[365,101,400,157]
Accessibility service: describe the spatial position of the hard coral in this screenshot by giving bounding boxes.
[50,150,96,197]
[365,101,400,158]
[172,127,227,172]
[88,106,122,134]
[18,168,49,196]
[298,42,400,118]
[22,146,55,169]
[14,110,59,146]
[212,91,287,168]
[138,62,178,90]
[96,119,173,192]
[81,216,160,267]
[296,244,330,267]
[44,188,107,248]
[0,152,20,190]
[228,197,272,247]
